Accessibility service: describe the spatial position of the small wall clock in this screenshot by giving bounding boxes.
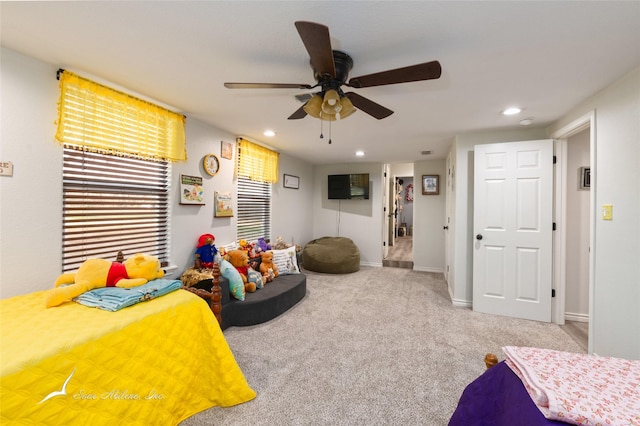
[203,154,220,176]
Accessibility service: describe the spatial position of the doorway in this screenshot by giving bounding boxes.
[384,175,414,269]
[552,113,594,352]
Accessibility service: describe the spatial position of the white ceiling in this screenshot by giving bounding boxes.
[2,1,639,165]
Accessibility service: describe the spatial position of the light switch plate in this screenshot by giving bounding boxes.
[602,204,613,220]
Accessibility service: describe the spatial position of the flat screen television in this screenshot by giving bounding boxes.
[328,173,370,200]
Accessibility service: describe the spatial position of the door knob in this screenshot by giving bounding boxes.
[443,226,449,230]
[476,234,483,240]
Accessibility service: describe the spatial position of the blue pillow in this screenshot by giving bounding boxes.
[219,259,245,301]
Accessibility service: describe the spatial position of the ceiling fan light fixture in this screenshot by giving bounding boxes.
[303,94,323,118]
[319,111,337,121]
[322,89,342,114]
[339,96,357,119]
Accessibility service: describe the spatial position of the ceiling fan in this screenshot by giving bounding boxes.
[224,21,442,120]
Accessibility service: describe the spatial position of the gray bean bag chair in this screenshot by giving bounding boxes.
[302,237,360,274]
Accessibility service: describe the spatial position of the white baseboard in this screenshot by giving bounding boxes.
[565,312,589,322]
[413,266,444,274]
[451,298,472,308]
[361,261,383,268]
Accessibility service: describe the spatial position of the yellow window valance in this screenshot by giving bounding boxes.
[237,138,279,183]
[55,70,187,162]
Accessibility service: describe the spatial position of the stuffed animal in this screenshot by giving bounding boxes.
[194,233,218,269]
[259,251,279,283]
[257,237,271,253]
[46,253,165,307]
[226,249,257,293]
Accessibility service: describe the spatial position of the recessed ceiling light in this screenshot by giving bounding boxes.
[519,118,534,126]
[355,151,365,157]
[502,107,522,116]
[263,130,276,137]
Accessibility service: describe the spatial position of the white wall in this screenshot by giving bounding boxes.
[271,152,315,249]
[565,129,590,320]
[312,163,384,266]
[0,47,314,297]
[0,48,62,297]
[549,67,640,359]
[413,159,446,272]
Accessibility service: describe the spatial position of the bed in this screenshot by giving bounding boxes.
[449,347,640,426]
[0,282,256,425]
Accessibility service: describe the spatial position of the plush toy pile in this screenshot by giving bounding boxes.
[46,253,165,307]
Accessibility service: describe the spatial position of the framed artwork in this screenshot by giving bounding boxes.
[221,141,234,160]
[214,191,233,217]
[422,175,440,195]
[579,166,590,190]
[283,174,299,189]
[180,174,205,205]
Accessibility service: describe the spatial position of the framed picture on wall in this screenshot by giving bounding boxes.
[221,141,233,160]
[179,174,205,205]
[422,175,439,195]
[580,166,590,190]
[214,191,233,217]
[283,174,299,189]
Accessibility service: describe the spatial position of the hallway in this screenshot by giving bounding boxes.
[383,236,413,269]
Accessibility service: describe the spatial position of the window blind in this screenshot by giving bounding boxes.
[62,148,170,272]
[236,176,271,242]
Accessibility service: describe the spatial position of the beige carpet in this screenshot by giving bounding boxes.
[180,266,584,426]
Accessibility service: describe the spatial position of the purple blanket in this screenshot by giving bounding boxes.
[449,361,567,426]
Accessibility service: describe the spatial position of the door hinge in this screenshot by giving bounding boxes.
[553,222,556,231]
[553,155,557,164]
[552,289,556,297]
[383,241,386,247]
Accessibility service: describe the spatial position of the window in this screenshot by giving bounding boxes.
[236,176,271,242]
[56,70,184,271]
[62,149,170,271]
[236,138,278,241]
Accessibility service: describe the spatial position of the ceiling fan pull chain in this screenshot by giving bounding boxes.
[319,118,324,139]
[328,120,332,144]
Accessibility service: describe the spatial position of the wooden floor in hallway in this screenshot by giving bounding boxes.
[383,236,413,269]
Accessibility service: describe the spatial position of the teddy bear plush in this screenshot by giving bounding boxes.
[259,251,279,283]
[194,233,218,269]
[226,249,257,293]
[46,253,165,307]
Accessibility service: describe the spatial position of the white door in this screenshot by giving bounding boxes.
[473,140,553,322]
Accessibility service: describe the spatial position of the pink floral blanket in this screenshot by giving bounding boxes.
[503,346,640,426]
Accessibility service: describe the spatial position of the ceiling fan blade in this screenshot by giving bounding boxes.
[224,82,313,89]
[294,21,336,78]
[345,92,394,120]
[288,105,308,120]
[348,60,442,88]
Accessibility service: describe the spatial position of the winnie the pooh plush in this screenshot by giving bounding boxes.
[46,253,165,307]
[227,249,257,293]
[259,251,279,283]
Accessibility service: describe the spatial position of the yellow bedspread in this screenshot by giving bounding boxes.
[0,289,256,425]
